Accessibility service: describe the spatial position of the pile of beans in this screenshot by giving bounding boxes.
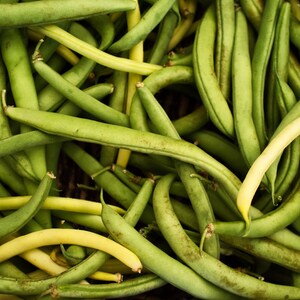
[0,0,299,299]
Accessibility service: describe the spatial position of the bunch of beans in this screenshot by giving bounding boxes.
[0,0,299,299]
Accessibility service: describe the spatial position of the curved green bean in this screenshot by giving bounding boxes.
[152,173,300,299]
[193,3,235,138]
[38,22,97,112]
[108,0,176,53]
[32,52,129,127]
[251,0,283,149]
[101,199,237,299]
[136,82,219,257]
[0,172,54,240]
[211,176,300,238]
[30,24,162,75]
[232,9,261,170]
[5,106,242,202]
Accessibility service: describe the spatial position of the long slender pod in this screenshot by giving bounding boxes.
[251,0,283,149]
[236,117,300,226]
[108,0,176,53]
[215,0,235,101]
[101,200,237,299]
[32,52,129,127]
[1,28,47,181]
[37,22,98,112]
[136,82,220,258]
[232,8,261,169]
[152,174,300,299]
[30,24,162,75]
[4,106,242,201]
[0,0,136,27]
[193,4,235,138]
[0,172,54,240]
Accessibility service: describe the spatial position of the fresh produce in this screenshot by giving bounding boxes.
[0,0,299,299]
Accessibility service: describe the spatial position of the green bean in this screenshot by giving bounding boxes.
[147,9,179,65]
[99,69,127,166]
[264,3,292,197]
[193,3,235,138]
[0,172,54,240]
[0,0,136,28]
[211,176,300,238]
[232,8,261,173]
[290,13,300,50]
[38,22,98,112]
[0,159,27,195]
[152,174,300,299]
[167,50,193,67]
[34,54,68,93]
[130,65,194,132]
[220,235,300,273]
[110,164,142,194]
[128,152,176,174]
[136,82,219,256]
[32,52,129,127]
[1,28,47,181]
[86,14,115,51]
[5,107,241,201]
[251,0,283,149]
[172,106,208,136]
[188,129,248,178]
[108,0,176,53]
[215,0,235,101]
[239,0,263,31]
[45,274,165,299]
[61,141,155,225]
[0,131,68,159]
[0,91,38,182]
[31,21,71,63]
[101,199,237,299]
[288,51,300,100]
[54,83,114,120]
[52,211,108,233]
[30,24,162,75]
